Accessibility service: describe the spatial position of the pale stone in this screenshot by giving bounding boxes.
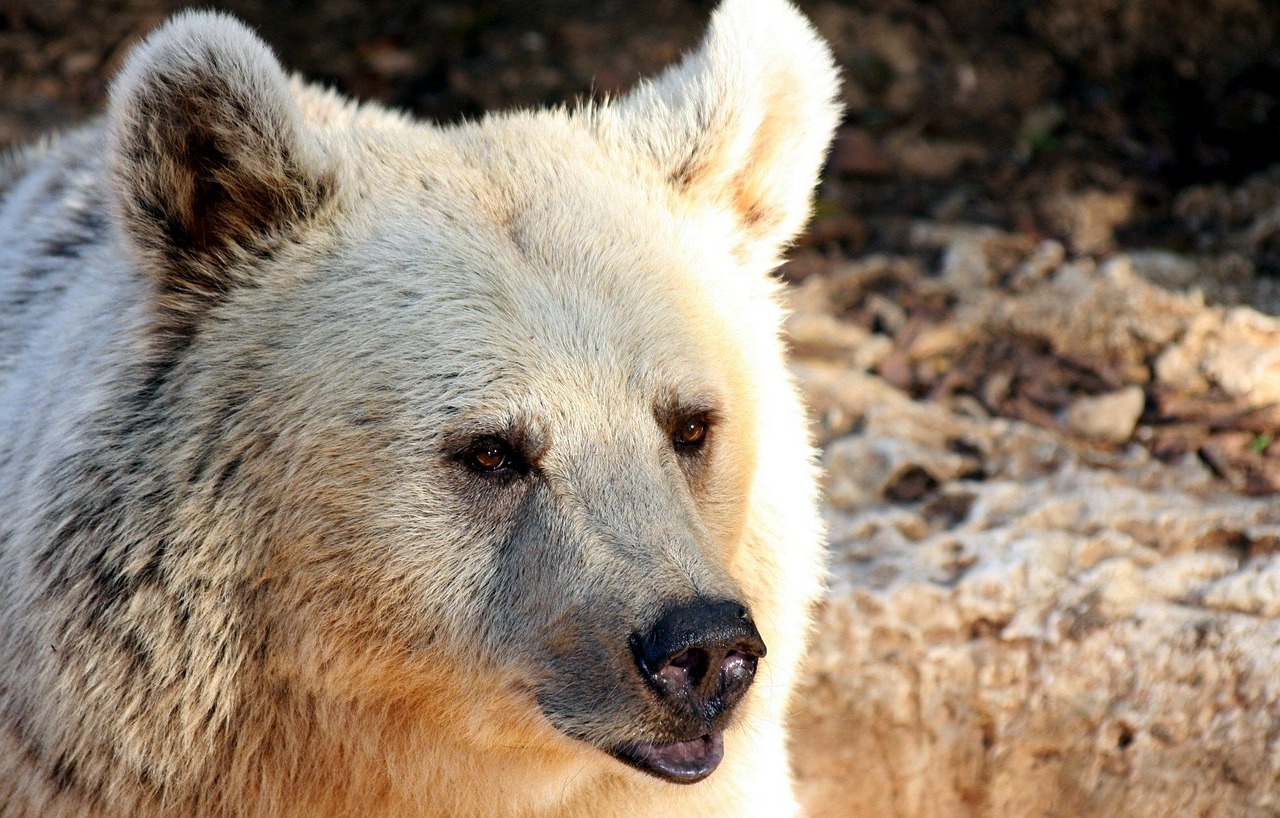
[788,226,1280,818]
[1063,386,1145,443]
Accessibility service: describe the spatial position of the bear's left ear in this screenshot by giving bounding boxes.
[106,12,332,331]
[594,0,841,269]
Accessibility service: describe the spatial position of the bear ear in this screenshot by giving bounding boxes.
[106,12,332,331]
[596,0,841,269]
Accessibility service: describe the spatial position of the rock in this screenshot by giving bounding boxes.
[822,434,973,510]
[991,255,1200,377]
[1007,239,1067,291]
[792,362,915,445]
[904,318,982,361]
[1042,189,1135,255]
[1063,386,1145,443]
[1156,306,1280,407]
[787,312,871,355]
[791,372,1280,818]
[1126,248,1200,290]
[788,225,1280,818]
[787,312,893,370]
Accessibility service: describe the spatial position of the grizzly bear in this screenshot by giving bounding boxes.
[0,1,839,815]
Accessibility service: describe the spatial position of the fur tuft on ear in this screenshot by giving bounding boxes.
[595,0,841,269]
[106,11,332,333]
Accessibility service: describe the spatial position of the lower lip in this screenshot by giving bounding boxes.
[611,731,726,784]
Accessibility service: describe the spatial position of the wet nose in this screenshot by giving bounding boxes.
[630,600,767,720]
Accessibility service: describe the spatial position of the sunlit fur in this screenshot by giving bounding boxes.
[0,2,840,816]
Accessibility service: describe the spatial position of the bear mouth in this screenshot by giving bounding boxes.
[609,731,725,784]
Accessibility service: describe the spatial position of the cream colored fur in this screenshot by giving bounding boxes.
[0,2,840,816]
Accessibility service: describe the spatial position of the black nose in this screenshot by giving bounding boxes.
[630,600,767,722]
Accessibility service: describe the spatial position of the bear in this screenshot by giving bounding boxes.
[0,2,839,816]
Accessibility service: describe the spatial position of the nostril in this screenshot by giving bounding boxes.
[668,647,711,686]
[668,649,697,669]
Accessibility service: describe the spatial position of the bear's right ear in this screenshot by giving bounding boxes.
[588,0,839,273]
[590,0,840,273]
[107,12,332,331]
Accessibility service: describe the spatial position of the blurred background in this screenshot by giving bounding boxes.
[3,0,1280,294]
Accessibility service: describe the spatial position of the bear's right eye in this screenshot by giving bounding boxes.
[460,436,525,477]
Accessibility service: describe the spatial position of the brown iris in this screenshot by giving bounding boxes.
[466,437,515,473]
[673,417,709,451]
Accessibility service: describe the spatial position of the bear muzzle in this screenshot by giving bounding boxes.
[611,599,766,783]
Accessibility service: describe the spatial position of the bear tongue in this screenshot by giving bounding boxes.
[619,732,725,784]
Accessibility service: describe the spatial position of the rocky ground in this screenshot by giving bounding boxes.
[4,0,1280,814]
[790,237,1280,816]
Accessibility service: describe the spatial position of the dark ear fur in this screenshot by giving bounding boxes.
[107,11,332,333]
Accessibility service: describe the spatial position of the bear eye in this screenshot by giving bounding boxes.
[461,436,523,476]
[673,416,709,453]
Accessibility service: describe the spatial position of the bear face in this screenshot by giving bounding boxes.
[0,2,838,815]
[269,135,780,780]
[192,162,786,781]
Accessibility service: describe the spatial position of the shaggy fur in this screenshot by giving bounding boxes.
[0,2,840,816]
